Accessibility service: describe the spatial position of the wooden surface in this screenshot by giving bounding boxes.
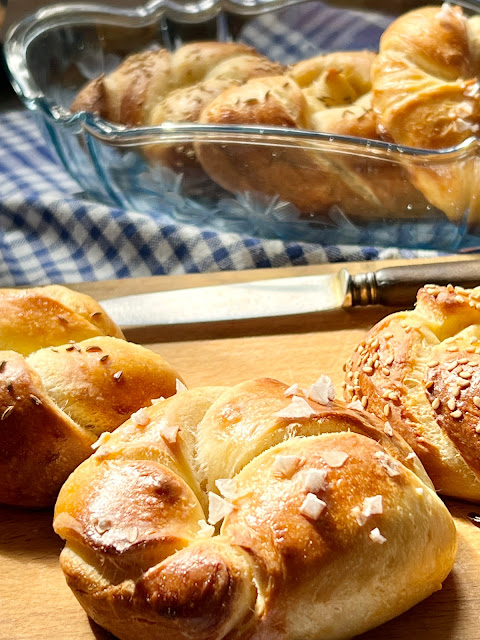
[1,255,480,640]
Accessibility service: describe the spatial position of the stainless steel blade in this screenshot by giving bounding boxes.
[99,270,351,328]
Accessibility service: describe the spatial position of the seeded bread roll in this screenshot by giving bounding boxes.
[0,284,124,355]
[0,336,184,507]
[54,376,456,640]
[344,283,480,501]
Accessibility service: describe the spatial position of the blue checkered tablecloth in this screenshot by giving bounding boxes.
[0,109,442,287]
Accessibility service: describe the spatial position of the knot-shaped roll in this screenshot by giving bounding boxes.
[54,377,457,640]
[372,4,480,223]
[196,51,429,218]
[344,283,480,501]
[71,41,284,170]
[0,284,124,355]
[0,284,183,507]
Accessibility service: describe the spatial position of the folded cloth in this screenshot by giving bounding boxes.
[0,109,440,287]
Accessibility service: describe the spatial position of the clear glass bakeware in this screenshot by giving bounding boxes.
[5,0,480,251]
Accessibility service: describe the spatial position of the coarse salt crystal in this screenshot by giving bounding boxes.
[374,451,400,477]
[275,395,317,419]
[176,379,187,393]
[405,452,416,461]
[197,519,215,538]
[273,454,302,478]
[215,478,238,501]
[207,492,235,525]
[284,383,299,397]
[299,493,327,520]
[306,374,336,405]
[321,450,348,468]
[383,421,393,436]
[92,431,111,450]
[369,527,387,544]
[159,424,179,443]
[131,408,150,426]
[304,468,328,493]
[354,495,383,526]
[465,82,480,97]
[347,399,364,412]
[416,487,424,496]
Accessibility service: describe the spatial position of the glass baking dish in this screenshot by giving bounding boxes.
[5,0,480,251]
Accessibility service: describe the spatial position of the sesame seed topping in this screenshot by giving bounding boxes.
[451,410,463,419]
[425,380,434,389]
[458,357,470,364]
[428,360,439,367]
[57,315,69,323]
[455,295,465,303]
[100,354,109,363]
[459,371,472,379]
[476,425,480,434]
[362,366,373,374]
[382,368,391,376]
[383,404,391,417]
[432,398,441,410]
[361,396,368,408]
[383,332,393,339]
[0,361,5,373]
[446,361,458,371]
[452,386,461,397]
[91,312,102,318]
[50,347,59,352]
[113,371,123,381]
[446,347,459,352]
[1,405,14,420]
[474,396,480,407]
[447,398,456,411]
[385,355,394,365]
[458,379,470,388]
[86,346,103,352]
[30,394,42,406]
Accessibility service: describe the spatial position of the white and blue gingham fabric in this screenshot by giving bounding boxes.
[0,2,444,287]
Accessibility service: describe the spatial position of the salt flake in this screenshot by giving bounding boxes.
[306,375,335,405]
[284,383,299,397]
[215,478,238,501]
[275,395,317,419]
[321,450,348,468]
[374,451,400,477]
[299,493,327,520]
[131,408,150,426]
[176,379,187,393]
[369,527,387,544]
[273,454,301,478]
[304,468,328,493]
[208,492,235,525]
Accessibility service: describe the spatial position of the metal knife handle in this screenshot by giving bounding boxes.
[350,260,480,307]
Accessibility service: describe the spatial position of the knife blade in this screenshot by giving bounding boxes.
[99,260,480,328]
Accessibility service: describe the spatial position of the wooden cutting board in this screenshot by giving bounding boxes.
[1,256,480,640]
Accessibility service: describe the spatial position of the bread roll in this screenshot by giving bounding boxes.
[71,42,284,170]
[196,51,429,219]
[0,336,184,507]
[344,283,480,501]
[371,4,480,223]
[54,376,456,640]
[0,284,123,355]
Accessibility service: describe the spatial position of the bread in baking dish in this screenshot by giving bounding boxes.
[0,284,124,355]
[196,51,429,218]
[54,377,457,640]
[344,283,480,502]
[0,336,184,507]
[71,41,284,170]
[371,4,480,223]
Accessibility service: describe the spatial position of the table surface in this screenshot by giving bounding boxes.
[1,255,480,640]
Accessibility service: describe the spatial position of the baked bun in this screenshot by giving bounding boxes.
[0,284,123,355]
[54,376,456,640]
[196,51,429,218]
[371,5,480,223]
[71,42,283,170]
[344,283,480,502]
[0,336,183,507]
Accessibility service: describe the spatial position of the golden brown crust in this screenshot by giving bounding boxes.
[0,336,183,508]
[0,285,124,355]
[345,284,480,501]
[196,53,429,218]
[372,5,480,222]
[55,377,457,640]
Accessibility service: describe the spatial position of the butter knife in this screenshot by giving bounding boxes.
[99,260,480,328]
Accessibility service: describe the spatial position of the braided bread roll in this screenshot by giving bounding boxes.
[54,377,456,640]
[344,283,480,502]
[0,336,183,507]
[196,51,429,218]
[371,5,480,223]
[0,284,124,355]
[71,42,284,170]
